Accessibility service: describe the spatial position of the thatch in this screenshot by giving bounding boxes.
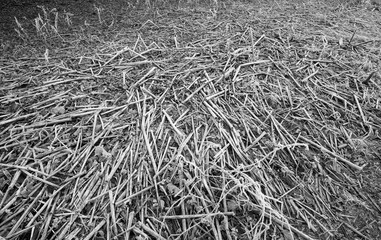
[1,0,381,239]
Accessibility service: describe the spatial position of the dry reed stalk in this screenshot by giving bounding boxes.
[1,1,381,239]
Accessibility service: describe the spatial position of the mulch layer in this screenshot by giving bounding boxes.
[1,0,381,239]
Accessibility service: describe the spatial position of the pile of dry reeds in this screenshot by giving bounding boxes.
[1,0,381,239]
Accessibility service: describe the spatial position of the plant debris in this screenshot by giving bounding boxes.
[1,0,381,239]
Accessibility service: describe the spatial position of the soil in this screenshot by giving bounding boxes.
[0,0,130,44]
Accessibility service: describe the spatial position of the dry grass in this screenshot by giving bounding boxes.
[1,0,381,239]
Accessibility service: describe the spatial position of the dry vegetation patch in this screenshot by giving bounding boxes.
[1,0,381,239]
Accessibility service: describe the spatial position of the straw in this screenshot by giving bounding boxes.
[1,0,380,239]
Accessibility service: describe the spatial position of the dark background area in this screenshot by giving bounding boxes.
[0,0,128,42]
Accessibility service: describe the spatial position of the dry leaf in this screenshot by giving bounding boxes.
[227,200,240,211]
[51,106,65,115]
[94,146,112,160]
[166,183,181,195]
[94,146,104,156]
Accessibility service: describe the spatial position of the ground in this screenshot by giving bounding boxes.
[0,0,381,240]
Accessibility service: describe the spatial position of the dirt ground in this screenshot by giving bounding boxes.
[0,0,128,43]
